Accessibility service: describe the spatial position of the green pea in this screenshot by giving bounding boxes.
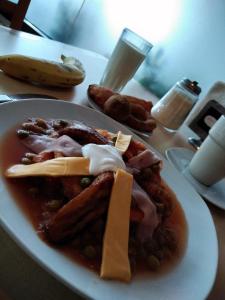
[46,199,63,211]
[17,129,29,139]
[59,119,68,127]
[25,152,36,159]
[156,203,165,214]
[21,157,32,165]
[80,177,92,188]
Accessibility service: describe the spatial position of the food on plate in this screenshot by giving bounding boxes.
[114,131,132,153]
[101,169,133,282]
[104,95,131,121]
[2,117,187,282]
[0,54,85,87]
[88,84,157,133]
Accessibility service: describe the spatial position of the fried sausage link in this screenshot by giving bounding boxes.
[45,172,114,243]
[58,123,110,145]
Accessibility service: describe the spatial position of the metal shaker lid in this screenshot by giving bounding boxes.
[180,78,202,95]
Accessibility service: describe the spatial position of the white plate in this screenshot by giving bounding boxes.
[0,100,218,300]
[165,147,225,210]
[87,96,151,138]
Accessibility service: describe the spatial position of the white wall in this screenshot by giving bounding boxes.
[147,0,225,99]
[26,0,225,110]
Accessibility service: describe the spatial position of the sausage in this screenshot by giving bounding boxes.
[130,103,149,121]
[126,115,157,132]
[104,95,131,121]
[45,172,114,243]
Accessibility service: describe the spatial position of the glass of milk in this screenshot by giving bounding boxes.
[99,28,153,92]
[189,115,225,186]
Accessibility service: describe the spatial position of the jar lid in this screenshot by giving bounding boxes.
[180,78,201,95]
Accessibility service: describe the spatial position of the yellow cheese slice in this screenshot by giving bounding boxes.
[115,131,132,153]
[96,129,131,153]
[5,157,90,178]
[100,168,133,282]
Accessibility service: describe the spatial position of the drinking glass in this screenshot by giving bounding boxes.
[100,28,153,92]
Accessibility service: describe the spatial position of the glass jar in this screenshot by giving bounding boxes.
[151,78,201,131]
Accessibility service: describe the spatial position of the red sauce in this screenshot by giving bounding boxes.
[0,125,101,271]
[0,126,188,278]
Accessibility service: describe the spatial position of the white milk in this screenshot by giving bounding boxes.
[100,38,146,92]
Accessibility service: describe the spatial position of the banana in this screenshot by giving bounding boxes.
[0,54,85,88]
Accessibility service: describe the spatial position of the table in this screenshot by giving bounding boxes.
[0,25,224,300]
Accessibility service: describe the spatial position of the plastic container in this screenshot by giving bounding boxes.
[151,78,201,130]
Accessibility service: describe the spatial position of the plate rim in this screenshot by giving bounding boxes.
[0,99,218,300]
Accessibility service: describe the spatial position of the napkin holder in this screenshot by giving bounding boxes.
[188,81,225,141]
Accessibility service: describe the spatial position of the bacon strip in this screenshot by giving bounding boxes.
[21,134,82,156]
[132,181,159,241]
[127,149,161,170]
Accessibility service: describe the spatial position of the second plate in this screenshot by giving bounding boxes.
[165,147,225,210]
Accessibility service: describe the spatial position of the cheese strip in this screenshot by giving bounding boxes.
[5,157,90,178]
[100,169,133,282]
[115,131,132,153]
[96,129,132,153]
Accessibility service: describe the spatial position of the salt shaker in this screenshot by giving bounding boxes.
[151,78,201,131]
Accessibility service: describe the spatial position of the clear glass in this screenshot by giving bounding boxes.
[99,28,153,92]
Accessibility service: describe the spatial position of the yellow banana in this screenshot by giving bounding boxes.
[0,54,85,88]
